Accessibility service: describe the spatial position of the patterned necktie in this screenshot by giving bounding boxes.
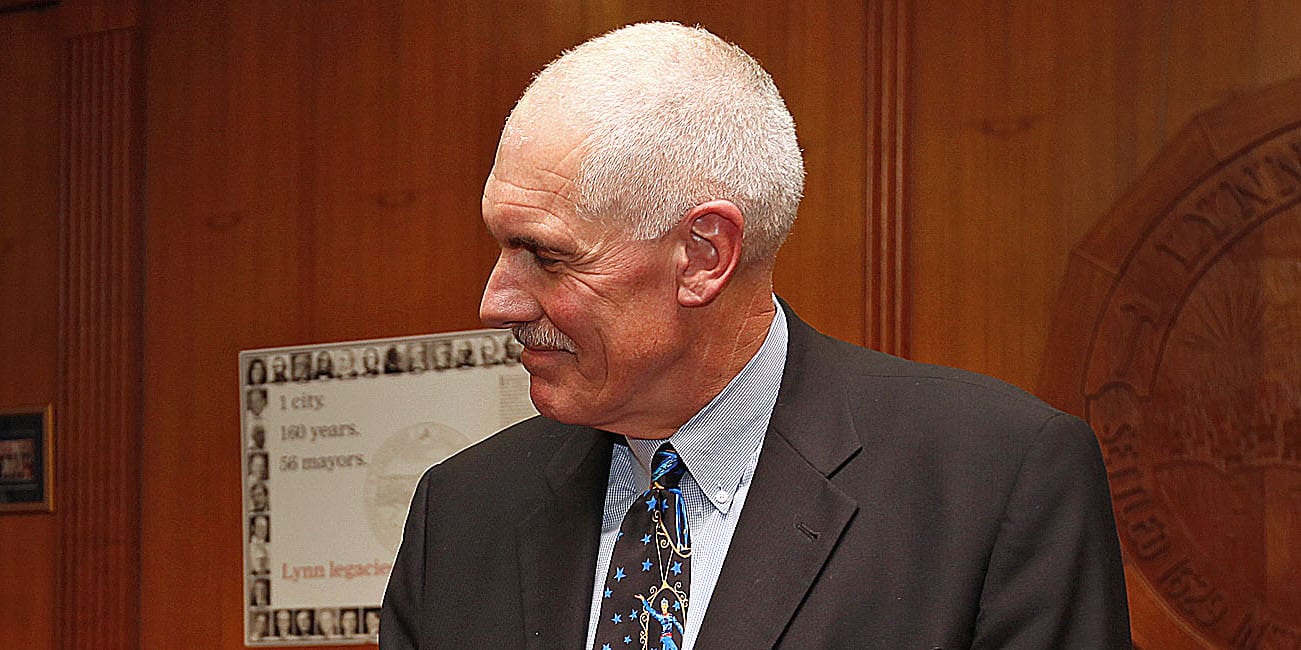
[592,443,691,650]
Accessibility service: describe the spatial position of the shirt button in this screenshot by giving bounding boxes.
[714,489,732,504]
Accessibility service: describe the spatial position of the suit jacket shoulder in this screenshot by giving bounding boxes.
[706,302,1131,649]
[787,309,1066,434]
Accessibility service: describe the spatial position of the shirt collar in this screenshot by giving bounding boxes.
[626,296,788,514]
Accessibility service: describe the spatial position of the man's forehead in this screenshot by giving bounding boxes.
[483,148,586,240]
[492,126,585,186]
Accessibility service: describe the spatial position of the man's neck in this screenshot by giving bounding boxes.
[617,282,777,440]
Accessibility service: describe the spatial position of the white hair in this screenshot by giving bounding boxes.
[508,22,804,264]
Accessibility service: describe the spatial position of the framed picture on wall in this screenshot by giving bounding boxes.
[0,405,53,513]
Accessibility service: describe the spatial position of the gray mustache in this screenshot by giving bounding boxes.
[511,322,577,353]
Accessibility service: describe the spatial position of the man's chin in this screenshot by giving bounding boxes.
[528,381,593,426]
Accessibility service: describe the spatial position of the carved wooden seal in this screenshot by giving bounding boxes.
[1043,77,1301,649]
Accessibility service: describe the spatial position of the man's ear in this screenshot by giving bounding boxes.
[676,200,744,307]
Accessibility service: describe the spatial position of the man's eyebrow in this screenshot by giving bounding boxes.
[507,235,573,256]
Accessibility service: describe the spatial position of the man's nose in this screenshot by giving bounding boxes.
[480,254,538,328]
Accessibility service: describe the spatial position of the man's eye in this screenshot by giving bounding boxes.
[533,252,562,269]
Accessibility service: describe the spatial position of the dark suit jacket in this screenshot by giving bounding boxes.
[381,303,1131,649]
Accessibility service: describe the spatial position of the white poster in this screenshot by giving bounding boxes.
[239,330,536,644]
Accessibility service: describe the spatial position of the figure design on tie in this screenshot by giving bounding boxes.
[639,596,684,650]
[592,444,692,650]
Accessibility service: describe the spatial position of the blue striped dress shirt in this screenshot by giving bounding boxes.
[584,298,788,650]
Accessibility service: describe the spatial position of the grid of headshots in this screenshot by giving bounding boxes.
[243,332,521,391]
[241,331,521,643]
[248,606,383,642]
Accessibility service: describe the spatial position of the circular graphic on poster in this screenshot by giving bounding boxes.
[363,421,472,553]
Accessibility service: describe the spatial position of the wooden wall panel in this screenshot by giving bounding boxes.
[912,1,1149,390]
[143,4,315,644]
[57,24,143,650]
[866,0,909,355]
[911,1,1301,648]
[0,7,61,650]
[910,0,1301,394]
[141,2,876,647]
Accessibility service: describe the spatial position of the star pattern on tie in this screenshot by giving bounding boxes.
[591,444,691,650]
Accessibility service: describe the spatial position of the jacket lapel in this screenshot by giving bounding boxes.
[694,304,863,648]
[517,427,613,649]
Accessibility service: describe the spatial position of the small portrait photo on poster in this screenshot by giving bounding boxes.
[431,340,453,370]
[335,348,358,379]
[291,352,312,382]
[294,609,315,637]
[478,336,501,366]
[361,347,381,376]
[247,423,266,450]
[245,388,268,418]
[383,345,405,374]
[314,350,335,380]
[364,607,381,636]
[247,452,268,484]
[250,577,271,607]
[503,334,522,365]
[249,610,271,640]
[249,514,270,544]
[454,339,476,368]
[249,481,269,512]
[406,342,428,373]
[249,542,270,575]
[273,609,295,638]
[316,607,341,638]
[270,354,289,383]
[339,607,361,637]
[246,357,268,386]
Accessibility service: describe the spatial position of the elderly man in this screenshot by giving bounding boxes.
[382,22,1129,649]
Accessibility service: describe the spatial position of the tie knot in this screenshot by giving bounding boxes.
[651,443,685,489]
